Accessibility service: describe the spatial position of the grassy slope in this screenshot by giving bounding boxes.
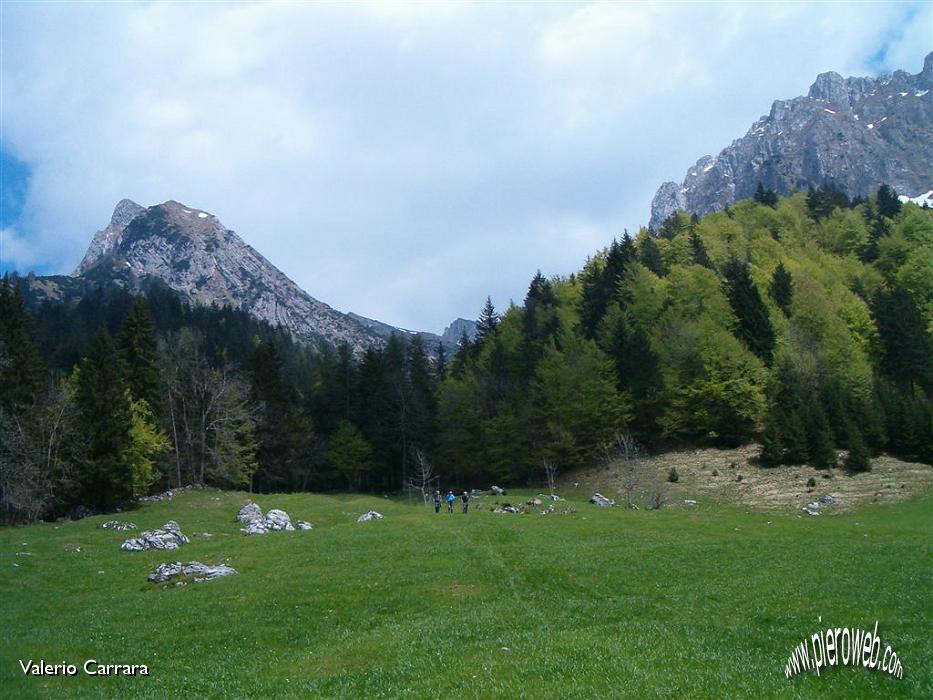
[1,489,931,699]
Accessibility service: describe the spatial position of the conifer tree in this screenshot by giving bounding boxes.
[475,297,500,343]
[876,184,901,219]
[580,237,635,338]
[638,236,666,277]
[0,278,44,410]
[435,342,448,380]
[768,262,793,316]
[76,328,136,509]
[753,182,778,207]
[688,227,713,269]
[119,298,162,418]
[724,257,775,364]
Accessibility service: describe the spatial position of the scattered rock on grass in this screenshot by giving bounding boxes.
[100,520,137,531]
[121,521,189,551]
[237,504,297,535]
[357,511,384,522]
[148,561,236,584]
[296,521,313,530]
[492,505,522,514]
[236,502,263,524]
[590,493,615,507]
[490,485,506,496]
[684,500,698,507]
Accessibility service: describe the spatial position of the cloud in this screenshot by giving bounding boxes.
[1,2,929,331]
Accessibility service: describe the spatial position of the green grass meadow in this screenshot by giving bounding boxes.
[1,489,931,698]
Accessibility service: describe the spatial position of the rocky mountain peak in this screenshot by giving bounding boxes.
[807,71,849,107]
[650,52,933,229]
[109,198,144,229]
[65,198,462,354]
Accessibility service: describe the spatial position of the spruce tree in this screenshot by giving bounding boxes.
[435,342,448,380]
[119,298,162,418]
[76,328,135,509]
[724,257,776,364]
[876,184,901,219]
[844,429,871,473]
[475,296,500,343]
[753,182,778,207]
[688,227,713,269]
[580,237,634,339]
[873,285,933,392]
[0,278,44,410]
[768,262,793,316]
[638,236,666,277]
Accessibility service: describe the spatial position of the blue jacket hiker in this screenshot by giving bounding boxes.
[446,490,456,513]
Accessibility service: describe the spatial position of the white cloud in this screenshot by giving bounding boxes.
[1,2,929,331]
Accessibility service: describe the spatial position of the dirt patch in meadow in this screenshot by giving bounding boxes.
[567,444,933,514]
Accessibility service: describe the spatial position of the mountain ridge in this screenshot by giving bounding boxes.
[33,199,472,353]
[649,52,933,229]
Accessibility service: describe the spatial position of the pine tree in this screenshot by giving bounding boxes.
[435,342,448,380]
[807,184,849,220]
[249,341,314,491]
[475,297,500,343]
[608,317,662,445]
[753,182,778,207]
[407,334,437,454]
[0,278,44,410]
[118,298,162,418]
[873,285,933,392]
[580,237,636,338]
[723,257,775,364]
[804,401,836,470]
[449,330,474,379]
[768,262,793,316]
[520,271,560,379]
[638,236,666,277]
[75,328,136,509]
[688,227,713,269]
[844,429,871,473]
[876,184,901,219]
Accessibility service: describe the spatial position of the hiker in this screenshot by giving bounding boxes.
[433,490,442,514]
[461,491,470,513]
[446,490,456,513]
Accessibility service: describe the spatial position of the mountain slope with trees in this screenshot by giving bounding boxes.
[2,187,931,523]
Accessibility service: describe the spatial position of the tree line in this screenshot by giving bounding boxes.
[1,185,931,523]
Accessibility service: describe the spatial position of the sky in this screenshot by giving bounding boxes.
[1,2,930,333]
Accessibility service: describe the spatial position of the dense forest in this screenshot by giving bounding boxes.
[1,186,931,523]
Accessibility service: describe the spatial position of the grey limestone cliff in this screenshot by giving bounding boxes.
[650,52,933,229]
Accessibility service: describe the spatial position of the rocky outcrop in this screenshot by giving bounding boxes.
[148,561,236,584]
[440,318,478,349]
[121,521,189,551]
[356,511,383,522]
[235,503,263,525]
[650,52,933,228]
[237,504,298,535]
[590,493,615,507]
[74,199,145,275]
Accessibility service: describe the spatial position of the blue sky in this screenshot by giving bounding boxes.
[1,2,930,331]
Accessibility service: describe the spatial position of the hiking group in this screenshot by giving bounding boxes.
[434,490,470,514]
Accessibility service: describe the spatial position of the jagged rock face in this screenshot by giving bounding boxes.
[74,198,145,275]
[441,318,478,348]
[650,52,933,229]
[73,199,387,352]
